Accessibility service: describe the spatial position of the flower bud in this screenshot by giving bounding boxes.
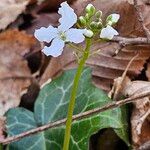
[85,4,96,16]
[84,29,94,38]
[106,15,112,22]
[106,14,120,26]
[100,25,119,40]
[85,13,90,20]
[78,16,87,26]
[95,10,102,18]
[90,21,97,29]
[90,21,103,29]
[95,18,100,22]
[96,22,103,29]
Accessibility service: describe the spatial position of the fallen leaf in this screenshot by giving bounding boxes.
[0,29,38,117]
[123,81,150,149]
[36,0,76,12]
[0,0,29,30]
[26,13,59,34]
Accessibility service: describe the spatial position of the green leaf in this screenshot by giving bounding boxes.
[6,68,129,150]
[6,108,46,150]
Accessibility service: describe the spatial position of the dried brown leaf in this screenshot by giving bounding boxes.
[123,81,150,149]
[36,0,76,12]
[26,13,59,34]
[0,30,38,117]
[0,0,29,30]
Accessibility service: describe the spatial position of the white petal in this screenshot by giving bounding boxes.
[42,38,65,57]
[111,14,120,23]
[34,26,58,43]
[66,28,85,43]
[83,29,93,38]
[58,2,77,31]
[100,26,119,40]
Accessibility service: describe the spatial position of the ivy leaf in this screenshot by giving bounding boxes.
[6,108,46,150]
[6,68,129,150]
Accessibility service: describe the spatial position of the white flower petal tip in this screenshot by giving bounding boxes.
[83,29,93,38]
[111,14,120,23]
[100,26,119,40]
[85,4,96,16]
[34,27,47,42]
[66,28,85,43]
[34,26,58,43]
[86,4,95,12]
[86,4,94,9]
[58,1,77,31]
[42,38,65,57]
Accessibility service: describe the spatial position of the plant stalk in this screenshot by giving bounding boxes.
[0,144,3,150]
[63,38,92,150]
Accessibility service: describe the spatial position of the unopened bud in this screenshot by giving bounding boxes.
[90,21,103,29]
[79,16,86,26]
[95,18,100,22]
[95,10,102,18]
[84,29,94,38]
[106,14,120,26]
[96,22,103,29]
[85,4,96,16]
[106,15,112,23]
[90,21,97,29]
[85,13,90,20]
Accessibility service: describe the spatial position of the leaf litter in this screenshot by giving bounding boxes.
[0,0,29,30]
[0,0,150,149]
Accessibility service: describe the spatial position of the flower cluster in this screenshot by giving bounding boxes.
[34,2,85,57]
[34,2,120,57]
[100,14,120,40]
[78,4,120,40]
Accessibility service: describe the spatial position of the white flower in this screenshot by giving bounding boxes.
[83,29,93,38]
[107,14,120,26]
[100,25,119,40]
[34,2,85,57]
[111,14,120,23]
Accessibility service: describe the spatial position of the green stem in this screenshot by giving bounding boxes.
[0,144,3,150]
[63,38,92,150]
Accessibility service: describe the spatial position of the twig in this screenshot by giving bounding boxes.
[109,53,139,100]
[12,36,150,63]
[0,76,33,81]
[112,36,150,45]
[1,90,150,145]
[133,0,150,42]
[91,36,150,45]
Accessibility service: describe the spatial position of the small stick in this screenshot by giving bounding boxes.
[110,53,139,100]
[0,76,33,81]
[1,90,150,145]
[112,36,149,45]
